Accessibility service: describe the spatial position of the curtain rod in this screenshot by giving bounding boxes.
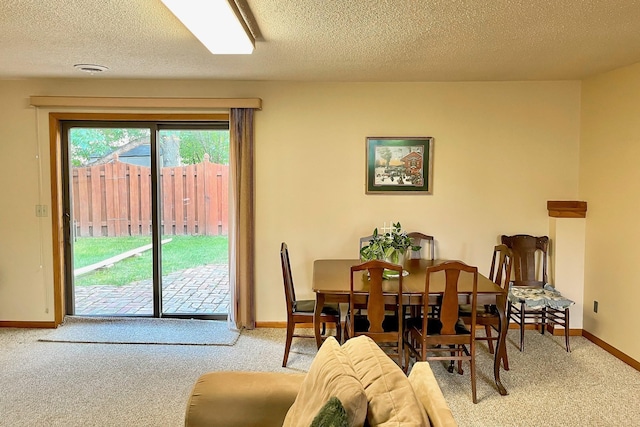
[29,96,262,110]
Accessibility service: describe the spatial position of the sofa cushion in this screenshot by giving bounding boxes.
[408,363,457,427]
[283,336,367,427]
[185,371,305,427]
[342,336,430,427]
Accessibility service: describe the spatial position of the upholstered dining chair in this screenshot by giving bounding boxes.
[280,242,341,367]
[501,235,573,352]
[459,244,512,370]
[344,260,405,369]
[404,260,478,403]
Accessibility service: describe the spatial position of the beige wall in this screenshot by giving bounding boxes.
[0,79,580,324]
[581,63,640,361]
[548,217,586,329]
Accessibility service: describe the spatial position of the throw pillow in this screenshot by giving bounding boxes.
[342,336,429,426]
[310,397,349,427]
[282,336,367,427]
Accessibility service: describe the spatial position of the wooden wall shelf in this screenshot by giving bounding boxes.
[547,201,587,218]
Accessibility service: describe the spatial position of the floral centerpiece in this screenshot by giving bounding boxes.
[360,222,421,266]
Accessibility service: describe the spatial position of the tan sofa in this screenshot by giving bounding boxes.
[185,336,457,427]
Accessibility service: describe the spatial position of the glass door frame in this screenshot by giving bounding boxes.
[60,119,229,319]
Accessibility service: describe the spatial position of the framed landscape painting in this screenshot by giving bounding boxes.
[365,137,434,194]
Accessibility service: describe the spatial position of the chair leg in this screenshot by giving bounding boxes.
[447,346,455,373]
[502,349,510,371]
[397,340,404,372]
[470,351,477,404]
[485,325,494,354]
[336,321,342,343]
[503,302,512,369]
[404,337,411,371]
[493,316,510,370]
[564,308,571,352]
[410,306,420,318]
[321,322,326,335]
[519,303,525,352]
[282,321,295,367]
[499,320,510,370]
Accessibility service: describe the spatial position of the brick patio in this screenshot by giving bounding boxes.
[74,264,229,316]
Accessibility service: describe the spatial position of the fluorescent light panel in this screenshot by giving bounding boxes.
[161,0,254,54]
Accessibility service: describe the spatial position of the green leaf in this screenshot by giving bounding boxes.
[384,247,395,258]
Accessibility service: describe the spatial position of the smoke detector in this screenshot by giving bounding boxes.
[74,64,109,74]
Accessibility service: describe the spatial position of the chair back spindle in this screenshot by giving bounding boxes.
[489,244,513,291]
[280,243,296,314]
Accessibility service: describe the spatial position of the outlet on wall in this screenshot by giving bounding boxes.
[593,300,598,313]
[35,204,48,217]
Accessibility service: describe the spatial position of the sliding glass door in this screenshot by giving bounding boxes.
[157,127,230,316]
[62,121,229,319]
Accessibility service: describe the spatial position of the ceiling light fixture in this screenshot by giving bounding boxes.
[160,0,255,55]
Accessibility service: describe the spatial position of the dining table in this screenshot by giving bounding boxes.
[312,258,509,396]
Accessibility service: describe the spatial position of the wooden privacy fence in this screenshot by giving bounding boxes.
[72,157,228,237]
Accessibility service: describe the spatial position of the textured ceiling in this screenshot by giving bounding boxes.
[1,0,640,81]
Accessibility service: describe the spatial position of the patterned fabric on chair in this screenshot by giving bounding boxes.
[508,284,575,311]
[507,283,574,352]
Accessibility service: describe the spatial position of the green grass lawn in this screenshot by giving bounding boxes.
[73,235,228,287]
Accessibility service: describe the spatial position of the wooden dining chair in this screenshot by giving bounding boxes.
[404,260,478,403]
[280,242,341,367]
[407,232,435,260]
[358,234,374,257]
[406,232,437,319]
[459,244,512,370]
[502,235,572,352]
[345,260,405,369]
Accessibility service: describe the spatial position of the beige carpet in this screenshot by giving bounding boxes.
[1,326,639,426]
[427,331,640,426]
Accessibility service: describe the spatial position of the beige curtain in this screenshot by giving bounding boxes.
[228,108,255,330]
